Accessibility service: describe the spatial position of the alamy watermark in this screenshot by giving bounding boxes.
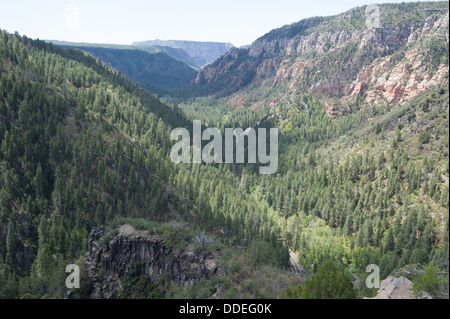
[365,264,380,289]
[170,120,279,174]
[65,264,80,289]
[365,4,381,29]
[65,4,81,30]
[64,262,380,290]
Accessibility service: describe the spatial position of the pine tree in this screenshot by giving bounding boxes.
[301,261,357,299]
[384,228,394,254]
[6,222,16,268]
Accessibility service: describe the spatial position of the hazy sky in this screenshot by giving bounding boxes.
[0,0,437,47]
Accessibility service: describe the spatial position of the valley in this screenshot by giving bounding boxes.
[0,1,448,300]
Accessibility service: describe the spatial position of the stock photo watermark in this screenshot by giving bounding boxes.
[170,120,279,174]
[64,263,380,290]
[365,4,381,29]
[65,4,81,30]
[365,264,380,289]
[65,264,80,289]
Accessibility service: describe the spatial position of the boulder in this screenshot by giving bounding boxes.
[368,276,432,299]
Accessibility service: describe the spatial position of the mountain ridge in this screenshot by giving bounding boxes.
[58,46,199,92]
[132,39,234,68]
[48,40,199,69]
[191,1,449,107]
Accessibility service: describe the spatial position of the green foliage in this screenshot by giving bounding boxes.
[410,264,449,299]
[223,287,240,298]
[259,16,328,42]
[65,47,198,92]
[118,274,162,299]
[378,1,449,26]
[0,29,185,298]
[108,218,194,252]
[0,24,293,297]
[418,130,431,146]
[0,1,449,299]
[279,261,357,299]
[246,239,290,268]
[277,283,303,299]
[301,261,357,299]
[174,277,216,299]
[193,229,215,256]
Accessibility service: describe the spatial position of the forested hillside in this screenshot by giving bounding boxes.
[62,47,198,93]
[164,1,449,298]
[0,29,184,297]
[50,40,200,69]
[0,0,448,300]
[0,30,294,299]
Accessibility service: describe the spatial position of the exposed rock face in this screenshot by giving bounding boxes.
[193,5,449,109]
[368,276,432,299]
[85,224,221,299]
[347,12,449,104]
[193,47,260,95]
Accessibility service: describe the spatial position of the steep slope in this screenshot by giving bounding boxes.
[62,46,198,92]
[0,30,296,299]
[49,40,199,69]
[192,2,448,106]
[1,1,448,300]
[169,1,449,299]
[0,30,187,298]
[133,39,234,67]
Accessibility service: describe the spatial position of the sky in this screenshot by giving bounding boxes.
[0,0,438,47]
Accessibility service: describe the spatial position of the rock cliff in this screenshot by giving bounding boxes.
[85,224,221,299]
[193,3,449,108]
[347,12,449,104]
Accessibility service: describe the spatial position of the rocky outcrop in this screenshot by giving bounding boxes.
[367,276,432,299]
[85,224,222,299]
[347,12,449,104]
[249,37,291,58]
[349,55,448,104]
